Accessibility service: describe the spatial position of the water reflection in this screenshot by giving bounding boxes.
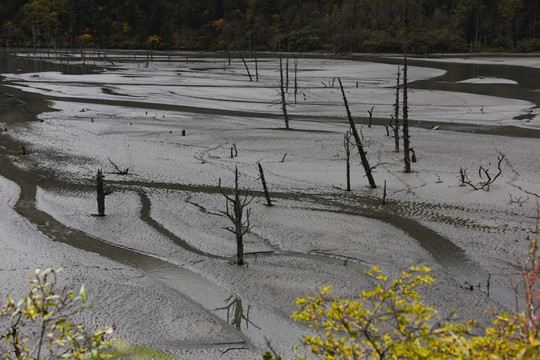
[215,295,259,330]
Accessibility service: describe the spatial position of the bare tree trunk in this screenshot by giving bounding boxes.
[402,55,411,173]
[382,180,387,205]
[227,29,231,66]
[294,55,298,104]
[338,78,376,188]
[344,131,352,191]
[257,162,273,206]
[239,51,253,81]
[96,169,106,216]
[393,67,401,152]
[279,54,290,129]
[254,33,259,82]
[285,43,289,92]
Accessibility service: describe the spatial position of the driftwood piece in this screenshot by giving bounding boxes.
[108,158,129,175]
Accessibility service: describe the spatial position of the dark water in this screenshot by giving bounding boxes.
[358,55,540,108]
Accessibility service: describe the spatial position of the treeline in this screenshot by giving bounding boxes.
[1,0,539,54]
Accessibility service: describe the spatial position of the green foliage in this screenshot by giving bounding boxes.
[0,267,114,359]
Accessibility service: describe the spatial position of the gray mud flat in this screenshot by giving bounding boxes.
[0,52,538,358]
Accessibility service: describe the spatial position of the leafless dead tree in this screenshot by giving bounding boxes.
[239,51,253,82]
[393,67,401,152]
[279,54,290,129]
[338,78,377,189]
[254,33,259,82]
[219,167,253,265]
[367,106,374,128]
[402,56,411,173]
[294,55,299,104]
[344,131,353,191]
[459,153,506,191]
[257,162,273,206]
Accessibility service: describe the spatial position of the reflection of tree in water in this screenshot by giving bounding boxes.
[216,295,259,330]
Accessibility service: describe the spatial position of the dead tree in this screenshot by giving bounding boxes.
[96,169,112,216]
[254,33,259,82]
[279,54,290,129]
[220,167,253,265]
[344,131,352,191]
[239,51,253,81]
[367,106,374,128]
[338,78,377,188]
[285,51,289,92]
[402,55,411,173]
[393,67,401,152]
[459,153,506,191]
[257,162,273,206]
[294,55,299,104]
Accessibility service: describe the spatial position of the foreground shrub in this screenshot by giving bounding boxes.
[265,225,540,359]
[1,267,114,359]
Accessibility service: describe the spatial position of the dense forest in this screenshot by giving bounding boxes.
[0,0,539,54]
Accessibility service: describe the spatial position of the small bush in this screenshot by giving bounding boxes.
[265,225,540,359]
[1,267,114,359]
